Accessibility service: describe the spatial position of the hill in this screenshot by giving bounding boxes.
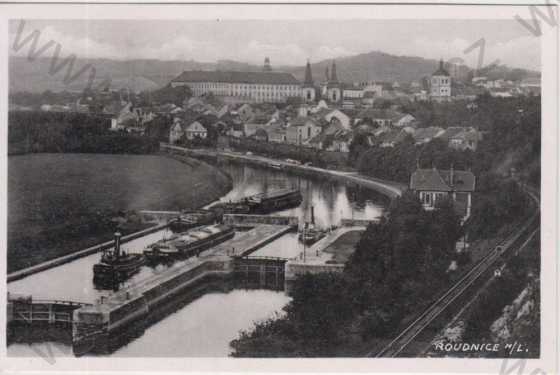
[9,51,539,93]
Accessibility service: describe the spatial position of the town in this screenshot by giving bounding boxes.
[7,18,542,362]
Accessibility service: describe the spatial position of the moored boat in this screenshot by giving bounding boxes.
[245,188,302,213]
[93,232,145,289]
[168,209,220,232]
[143,224,235,262]
[298,227,326,246]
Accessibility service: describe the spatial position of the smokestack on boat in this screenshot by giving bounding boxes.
[311,206,315,225]
[114,232,122,258]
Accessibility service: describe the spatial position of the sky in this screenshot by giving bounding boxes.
[9,19,541,71]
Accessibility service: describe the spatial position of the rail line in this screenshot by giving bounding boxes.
[371,184,540,358]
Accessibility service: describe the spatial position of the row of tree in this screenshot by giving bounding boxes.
[8,111,158,155]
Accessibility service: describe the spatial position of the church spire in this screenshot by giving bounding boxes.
[325,66,329,82]
[330,60,338,83]
[304,60,314,86]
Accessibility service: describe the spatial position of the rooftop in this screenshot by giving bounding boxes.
[410,168,475,192]
[172,70,300,85]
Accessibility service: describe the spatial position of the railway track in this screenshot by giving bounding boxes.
[371,184,540,358]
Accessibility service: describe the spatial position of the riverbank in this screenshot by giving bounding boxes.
[161,144,405,199]
[8,153,232,273]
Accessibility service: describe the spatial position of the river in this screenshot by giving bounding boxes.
[8,159,386,357]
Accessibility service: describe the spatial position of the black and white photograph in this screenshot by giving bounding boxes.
[0,2,557,373]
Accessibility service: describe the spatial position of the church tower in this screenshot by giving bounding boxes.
[430,59,451,101]
[263,57,272,72]
[326,60,341,103]
[301,60,316,102]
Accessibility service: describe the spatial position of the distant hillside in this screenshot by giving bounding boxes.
[283,51,471,84]
[9,51,539,93]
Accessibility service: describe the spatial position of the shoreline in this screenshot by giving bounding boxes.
[161,144,405,199]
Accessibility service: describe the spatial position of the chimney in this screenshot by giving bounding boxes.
[450,164,454,186]
[311,205,315,225]
[114,232,122,258]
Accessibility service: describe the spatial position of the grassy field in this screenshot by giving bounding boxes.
[8,153,231,272]
[323,230,364,264]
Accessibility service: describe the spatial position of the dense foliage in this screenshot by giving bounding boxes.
[231,192,463,356]
[8,111,158,154]
[137,84,192,107]
[351,95,540,186]
[229,137,349,170]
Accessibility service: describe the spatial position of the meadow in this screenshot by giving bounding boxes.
[8,153,231,272]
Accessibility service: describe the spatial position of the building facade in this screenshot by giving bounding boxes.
[286,118,322,145]
[430,59,452,99]
[410,167,475,221]
[171,70,302,103]
[171,61,320,104]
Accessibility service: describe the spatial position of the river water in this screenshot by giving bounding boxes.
[8,160,386,357]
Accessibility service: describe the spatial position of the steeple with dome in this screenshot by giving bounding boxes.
[301,60,316,102]
[326,60,341,103]
[430,58,451,100]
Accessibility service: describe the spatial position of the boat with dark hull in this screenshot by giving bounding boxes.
[93,232,145,289]
[245,188,303,213]
[210,188,302,215]
[298,227,326,246]
[143,224,235,262]
[168,209,220,232]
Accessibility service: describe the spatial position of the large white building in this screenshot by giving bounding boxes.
[170,60,319,104]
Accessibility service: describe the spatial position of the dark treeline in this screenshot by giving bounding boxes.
[8,111,158,155]
[230,193,463,356]
[229,137,349,170]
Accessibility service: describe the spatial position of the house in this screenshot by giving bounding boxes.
[228,122,245,138]
[437,127,480,151]
[355,108,400,127]
[412,126,445,144]
[286,117,322,145]
[244,115,271,137]
[310,100,329,113]
[323,109,351,130]
[267,124,288,143]
[327,130,353,153]
[185,121,208,140]
[449,128,480,151]
[410,167,475,220]
[379,129,409,148]
[393,113,416,128]
[169,118,185,144]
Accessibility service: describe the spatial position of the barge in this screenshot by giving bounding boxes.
[211,188,302,215]
[168,209,220,232]
[143,224,235,262]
